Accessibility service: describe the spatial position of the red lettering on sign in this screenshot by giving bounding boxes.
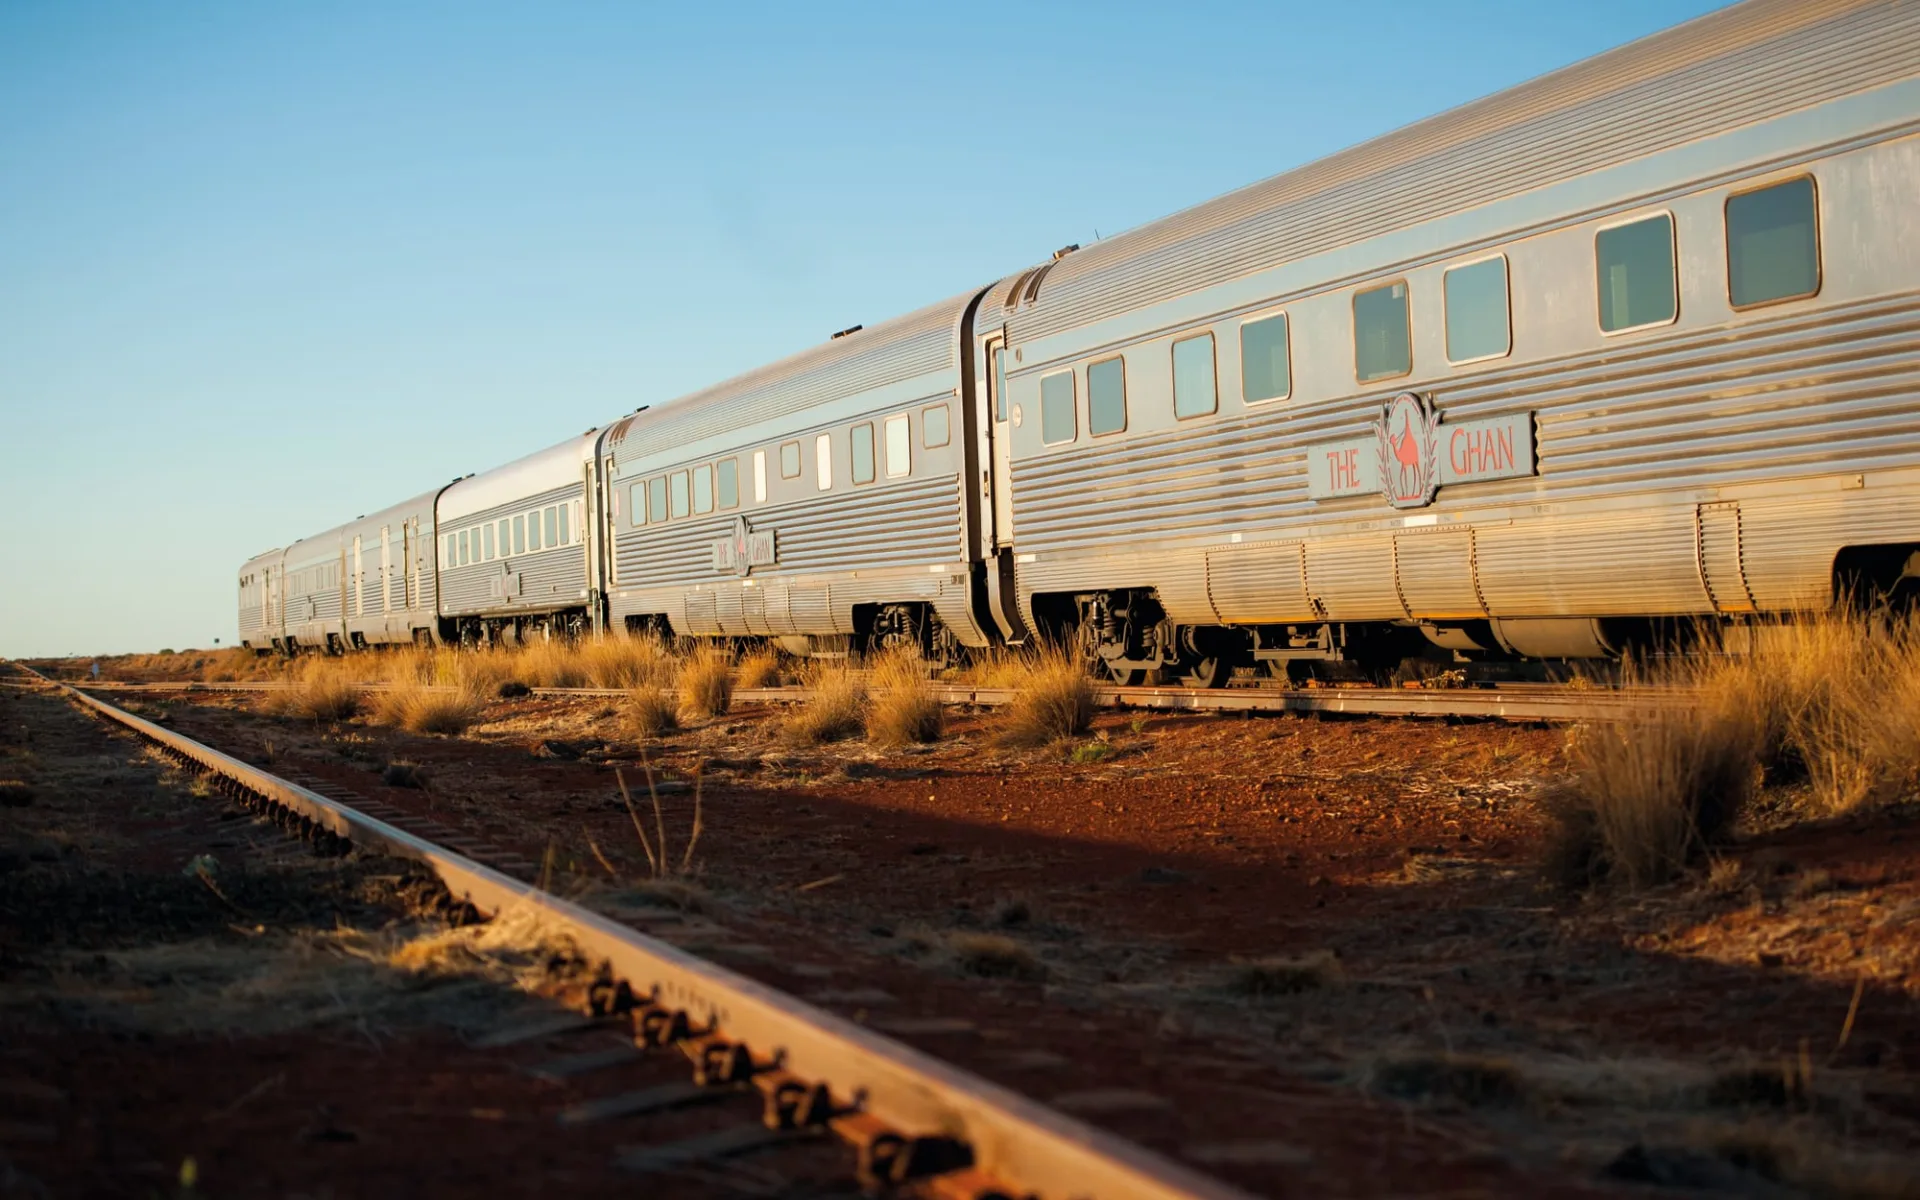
[1448,424,1516,478]
[1328,447,1360,491]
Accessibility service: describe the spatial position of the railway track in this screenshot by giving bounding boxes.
[18,663,1246,1200]
[65,675,1673,723]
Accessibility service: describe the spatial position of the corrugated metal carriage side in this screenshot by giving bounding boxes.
[994,0,1920,683]
[603,288,996,659]
[434,434,598,644]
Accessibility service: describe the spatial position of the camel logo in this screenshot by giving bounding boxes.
[1375,392,1441,509]
[710,516,777,575]
[1305,393,1536,507]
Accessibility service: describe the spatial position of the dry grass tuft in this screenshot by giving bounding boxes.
[1371,1053,1525,1107]
[625,685,680,738]
[380,760,428,789]
[945,932,1047,981]
[270,660,361,723]
[580,635,678,690]
[678,646,734,719]
[996,644,1096,747]
[735,648,785,689]
[1544,611,1920,890]
[1224,950,1344,997]
[866,648,943,747]
[370,677,485,735]
[783,662,869,744]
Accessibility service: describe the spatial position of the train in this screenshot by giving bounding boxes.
[237,0,1920,684]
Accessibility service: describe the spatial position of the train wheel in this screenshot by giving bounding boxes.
[1180,655,1231,689]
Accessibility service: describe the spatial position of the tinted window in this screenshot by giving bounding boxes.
[543,506,558,545]
[557,502,570,543]
[669,473,690,519]
[1088,357,1126,435]
[780,441,801,479]
[1596,214,1676,332]
[1354,281,1412,381]
[815,433,832,490]
[483,524,495,560]
[884,414,910,478]
[1444,256,1511,363]
[648,477,668,524]
[458,530,469,566]
[446,534,456,566]
[528,512,542,551]
[923,403,950,448]
[692,463,714,514]
[851,422,876,484]
[629,482,646,526]
[752,450,767,503]
[513,515,526,553]
[1727,177,1818,308]
[993,346,1008,422]
[1040,371,1076,445]
[1172,333,1217,418]
[498,518,510,552]
[1240,313,1290,403]
[717,458,739,509]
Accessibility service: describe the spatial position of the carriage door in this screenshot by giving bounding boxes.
[380,527,393,615]
[982,333,1014,550]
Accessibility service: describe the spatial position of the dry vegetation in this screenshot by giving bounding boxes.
[624,685,679,738]
[992,643,1096,747]
[783,661,869,745]
[1547,612,1920,888]
[678,645,734,719]
[866,647,943,747]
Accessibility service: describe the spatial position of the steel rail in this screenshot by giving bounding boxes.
[21,666,1246,1200]
[68,676,1675,722]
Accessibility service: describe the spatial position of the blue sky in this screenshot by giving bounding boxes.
[0,0,1727,657]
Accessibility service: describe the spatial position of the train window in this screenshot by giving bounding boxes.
[1444,255,1511,363]
[1088,356,1126,435]
[993,346,1009,422]
[1354,281,1412,381]
[717,458,739,509]
[752,450,767,504]
[815,433,833,490]
[629,482,646,526]
[498,518,510,553]
[667,474,689,520]
[780,441,801,479]
[527,512,542,551]
[1040,370,1076,445]
[458,530,470,566]
[513,514,526,553]
[1240,313,1290,403]
[471,528,482,562]
[542,506,557,545]
[1727,176,1818,309]
[1596,213,1676,332]
[557,502,570,543]
[1173,333,1217,419]
[692,463,714,514]
[884,414,911,478]
[649,477,668,524]
[483,524,495,560]
[445,534,457,567]
[922,403,950,448]
[852,422,876,484]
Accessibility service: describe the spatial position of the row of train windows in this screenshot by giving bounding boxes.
[289,563,339,596]
[444,503,576,569]
[627,403,952,526]
[1037,175,1820,444]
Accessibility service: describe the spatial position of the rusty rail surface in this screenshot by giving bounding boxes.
[68,675,1674,722]
[17,664,1245,1200]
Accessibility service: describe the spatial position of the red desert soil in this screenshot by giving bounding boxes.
[64,679,1920,1197]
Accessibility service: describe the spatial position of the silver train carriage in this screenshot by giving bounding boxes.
[235,0,1920,670]
[983,0,1920,682]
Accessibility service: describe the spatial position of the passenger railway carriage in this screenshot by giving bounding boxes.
[239,0,1920,679]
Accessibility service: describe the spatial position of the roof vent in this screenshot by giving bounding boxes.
[830,324,864,340]
[1053,243,1079,260]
